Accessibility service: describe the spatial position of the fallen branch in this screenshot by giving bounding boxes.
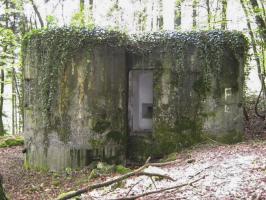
[126,180,142,197]
[110,176,206,200]
[150,158,195,167]
[55,157,193,200]
[138,172,175,181]
[150,177,157,189]
[56,158,154,200]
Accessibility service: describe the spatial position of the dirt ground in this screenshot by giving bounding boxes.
[0,146,93,199]
[86,142,266,200]
[1,141,266,200]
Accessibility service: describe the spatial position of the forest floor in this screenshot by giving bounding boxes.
[1,141,266,200]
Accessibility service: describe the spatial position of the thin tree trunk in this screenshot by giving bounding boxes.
[79,0,85,25]
[13,69,22,134]
[12,70,15,135]
[259,0,266,17]
[157,0,163,30]
[80,0,84,11]
[206,0,211,28]
[249,0,266,43]
[241,0,266,118]
[192,0,198,29]
[29,0,44,27]
[212,0,220,29]
[174,0,182,30]
[88,0,94,21]
[240,0,263,82]
[0,0,9,135]
[0,69,4,135]
[221,0,227,29]
[248,0,266,93]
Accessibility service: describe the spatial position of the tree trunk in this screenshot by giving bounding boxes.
[79,0,85,25]
[240,0,263,81]
[192,0,198,29]
[246,0,266,92]
[0,175,8,200]
[29,0,44,27]
[157,0,163,30]
[221,0,227,29]
[206,0,211,28]
[89,0,94,20]
[174,0,182,30]
[0,69,4,135]
[80,0,84,11]
[259,0,266,17]
[241,0,266,118]
[249,0,266,43]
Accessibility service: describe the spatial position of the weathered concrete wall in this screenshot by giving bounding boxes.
[128,38,245,161]
[24,41,127,171]
[23,29,247,169]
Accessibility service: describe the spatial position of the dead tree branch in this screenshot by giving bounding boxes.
[109,176,206,200]
[55,157,197,200]
[138,172,175,181]
[126,180,142,197]
[149,158,195,167]
[55,157,191,200]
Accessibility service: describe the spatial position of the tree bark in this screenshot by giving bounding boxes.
[192,0,198,29]
[0,0,9,135]
[174,0,182,30]
[0,69,4,135]
[249,0,266,43]
[240,0,262,79]
[157,0,163,30]
[221,0,227,29]
[29,0,44,27]
[258,0,266,17]
[206,0,211,28]
[241,0,266,118]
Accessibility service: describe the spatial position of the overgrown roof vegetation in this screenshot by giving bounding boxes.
[23,27,249,56]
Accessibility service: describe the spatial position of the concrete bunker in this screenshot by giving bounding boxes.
[23,28,248,171]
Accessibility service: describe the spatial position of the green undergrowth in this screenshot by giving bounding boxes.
[89,162,131,180]
[0,135,24,148]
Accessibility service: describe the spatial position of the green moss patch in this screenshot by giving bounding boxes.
[0,135,24,148]
[88,162,131,179]
[115,165,131,174]
[205,131,244,144]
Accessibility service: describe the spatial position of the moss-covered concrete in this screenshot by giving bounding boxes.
[127,32,247,160]
[23,29,127,171]
[23,28,247,170]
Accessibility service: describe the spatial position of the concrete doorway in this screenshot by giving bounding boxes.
[128,70,153,134]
